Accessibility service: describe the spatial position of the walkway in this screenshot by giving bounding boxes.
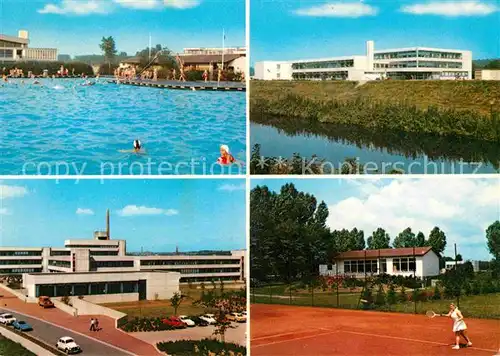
[110,78,246,91]
[0,291,161,355]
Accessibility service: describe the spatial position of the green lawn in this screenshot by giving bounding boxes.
[0,335,36,356]
[101,286,224,318]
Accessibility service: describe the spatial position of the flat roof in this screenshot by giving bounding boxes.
[336,247,434,259]
[0,34,28,45]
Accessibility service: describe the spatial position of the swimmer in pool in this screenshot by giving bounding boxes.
[133,139,141,152]
[119,140,145,154]
[217,145,236,165]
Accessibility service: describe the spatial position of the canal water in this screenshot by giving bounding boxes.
[250,118,499,174]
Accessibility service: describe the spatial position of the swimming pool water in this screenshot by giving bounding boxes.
[0,79,246,175]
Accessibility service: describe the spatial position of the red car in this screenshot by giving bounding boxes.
[162,316,187,329]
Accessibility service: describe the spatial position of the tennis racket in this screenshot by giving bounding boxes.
[426,310,439,318]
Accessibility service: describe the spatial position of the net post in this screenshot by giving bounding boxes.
[414,246,417,314]
[454,243,459,309]
[336,260,339,308]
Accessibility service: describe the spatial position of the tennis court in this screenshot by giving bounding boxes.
[251,304,500,355]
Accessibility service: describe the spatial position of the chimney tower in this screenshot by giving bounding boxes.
[106,209,110,239]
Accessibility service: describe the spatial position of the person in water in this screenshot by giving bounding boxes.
[217,145,235,165]
[133,140,142,152]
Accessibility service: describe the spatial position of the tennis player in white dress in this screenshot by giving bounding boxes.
[441,303,473,350]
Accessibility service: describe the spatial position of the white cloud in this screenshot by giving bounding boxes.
[401,1,498,16]
[0,208,9,215]
[38,0,111,15]
[0,185,28,199]
[113,0,160,9]
[118,205,179,216]
[218,183,246,192]
[295,2,378,17]
[326,178,499,251]
[76,208,94,215]
[163,0,200,9]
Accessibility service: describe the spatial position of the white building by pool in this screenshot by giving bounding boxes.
[255,40,472,81]
[319,247,440,279]
[0,211,246,301]
[0,30,58,62]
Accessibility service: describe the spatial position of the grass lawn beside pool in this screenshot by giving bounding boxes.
[0,335,36,356]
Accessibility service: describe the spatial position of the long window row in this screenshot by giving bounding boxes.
[292,71,348,80]
[418,61,462,69]
[393,258,416,272]
[375,50,462,60]
[48,260,71,268]
[292,59,354,70]
[344,260,379,273]
[90,251,119,256]
[35,281,141,297]
[0,251,42,256]
[0,268,42,273]
[0,40,23,48]
[177,267,241,274]
[0,49,14,58]
[140,259,240,266]
[93,261,134,268]
[180,276,239,283]
[0,259,42,265]
[50,251,71,256]
[65,245,118,248]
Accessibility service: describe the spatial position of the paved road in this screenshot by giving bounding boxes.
[0,309,130,356]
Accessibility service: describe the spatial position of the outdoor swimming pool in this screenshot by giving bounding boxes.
[0,79,246,175]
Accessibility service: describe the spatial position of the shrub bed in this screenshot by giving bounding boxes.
[157,339,246,356]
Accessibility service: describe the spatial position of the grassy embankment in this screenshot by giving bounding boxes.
[0,335,36,356]
[250,80,500,142]
[102,285,242,318]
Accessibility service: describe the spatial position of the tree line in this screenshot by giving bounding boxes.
[250,183,500,283]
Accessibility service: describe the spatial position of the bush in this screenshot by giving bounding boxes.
[386,284,397,305]
[374,285,386,306]
[157,339,246,355]
[186,70,204,81]
[399,286,407,302]
[432,285,442,300]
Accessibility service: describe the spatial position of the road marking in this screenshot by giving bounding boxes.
[1,308,136,356]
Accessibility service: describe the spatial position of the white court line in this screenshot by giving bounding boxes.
[252,328,330,341]
[252,330,340,348]
[253,328,497,353]
[342,330,496,354]
[1,307,136,356]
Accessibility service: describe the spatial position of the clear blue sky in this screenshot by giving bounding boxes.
[0,0,244,56]
[251,178,499,261]
[250,0,500,64]
[1,179,246,252]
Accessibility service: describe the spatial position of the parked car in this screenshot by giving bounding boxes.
[0,313,16,325]
[12,320,33,331]
[191,316,209,326]
[179,315,195,327]
[226,312,246,323]
[56,336,81,354]
[200,313,217,325]
[162,316,187,329]
[39,296,54,308]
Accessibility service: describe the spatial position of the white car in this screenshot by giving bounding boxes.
[179,315,195,327]
[56,336,81,354]
[0,313,16,325]
[200,313,217,325]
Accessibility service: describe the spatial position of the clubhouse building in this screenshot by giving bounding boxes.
[255,40,472,81]
[0,30,58,62]
[319,247,440,279]
[0,211,246,302]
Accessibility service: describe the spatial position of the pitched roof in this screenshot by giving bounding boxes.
[336,247,434,259]
[179,54,244,64]
[0,34,29,45]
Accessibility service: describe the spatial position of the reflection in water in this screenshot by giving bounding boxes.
[251,115,500,174]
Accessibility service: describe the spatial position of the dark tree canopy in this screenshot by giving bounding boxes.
[393,227,416,248]
[486,220,500,260]
[367,228,391,249]
[427,226,447,254]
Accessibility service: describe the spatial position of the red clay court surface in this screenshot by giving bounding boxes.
[251,304,500,356]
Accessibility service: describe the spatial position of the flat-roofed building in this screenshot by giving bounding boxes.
[475,69,500,81]
[319,247,440,279]
[255,40,472,81]
[0,30,57,62]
